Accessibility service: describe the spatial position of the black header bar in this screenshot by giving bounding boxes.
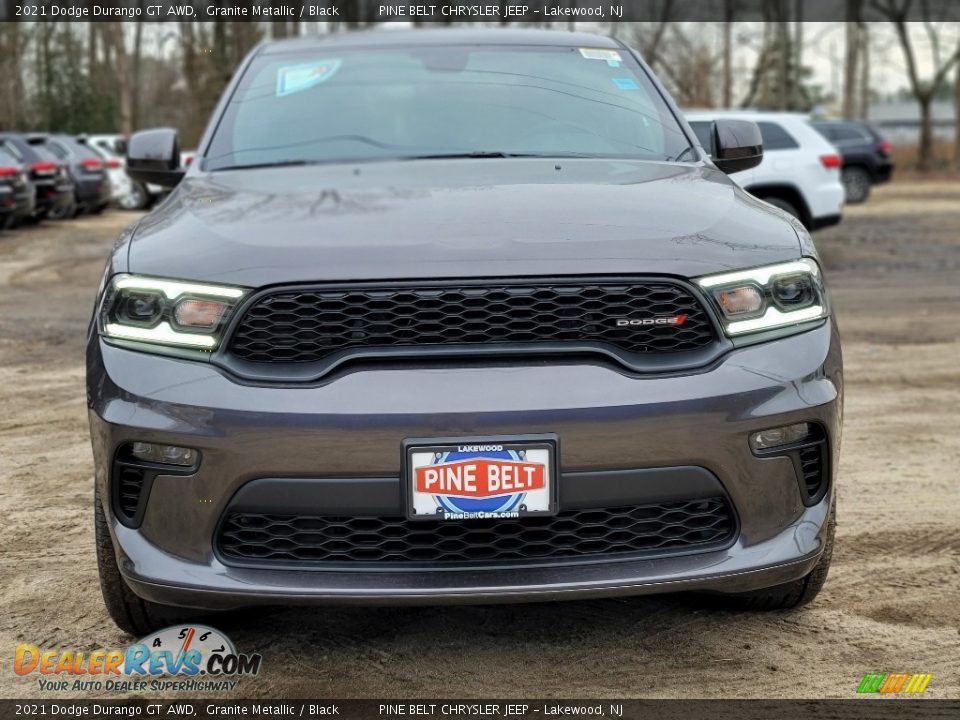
[3,0,960,23]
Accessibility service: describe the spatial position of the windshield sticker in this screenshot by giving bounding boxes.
[612,77,639,90]
[579,48,622,65]
[276,60,342,97]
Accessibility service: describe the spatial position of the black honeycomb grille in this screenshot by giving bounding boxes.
[798,444,826,499]
[116,467,145,519]
[216,498,735,567]
[227,280,717,363]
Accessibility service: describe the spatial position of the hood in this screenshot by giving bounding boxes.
[127,159,802,287]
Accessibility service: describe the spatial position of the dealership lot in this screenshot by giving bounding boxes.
[1,181,958,698]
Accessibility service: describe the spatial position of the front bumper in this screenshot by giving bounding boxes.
[875,163,894,184]
[74,175,110,209]
[88,322,842,610]
[32,181,73,216]
[0,183,35,220]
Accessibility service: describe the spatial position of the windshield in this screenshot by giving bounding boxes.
[205,44,693,170]
[0,147,19,167]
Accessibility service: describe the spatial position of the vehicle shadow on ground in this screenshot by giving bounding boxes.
[203,594,785,695]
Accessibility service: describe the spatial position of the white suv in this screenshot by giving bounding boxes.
[685,111,844,231]
[84,134,166,211]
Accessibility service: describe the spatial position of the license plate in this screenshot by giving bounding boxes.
[404,435,558,521]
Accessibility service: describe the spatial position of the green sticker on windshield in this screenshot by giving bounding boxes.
[276,60,341,97]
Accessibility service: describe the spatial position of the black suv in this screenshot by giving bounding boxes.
[88,29,841,635]
[0,145,34,230]
[46,134,112,216]
[0,133,74,221]
[812,120,894,203]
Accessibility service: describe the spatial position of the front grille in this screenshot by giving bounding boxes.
[216,498,735,567]
[227,280,717,364]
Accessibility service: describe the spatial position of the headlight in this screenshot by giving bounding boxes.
[98,274,249,351]
[695,259,827,336]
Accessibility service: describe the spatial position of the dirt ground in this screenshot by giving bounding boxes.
[1,181,958,700]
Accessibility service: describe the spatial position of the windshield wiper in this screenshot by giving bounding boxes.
[400,151,541,160]
[399,151,611,161]
[215,159,311,172]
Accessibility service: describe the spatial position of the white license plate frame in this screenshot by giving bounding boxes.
[403,434,559,522]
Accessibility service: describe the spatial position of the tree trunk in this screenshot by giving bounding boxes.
[0,23,27,127]
[842,1,860,119]
[918,96,933,172]
[954,48,960,169]
[105,23,132,135]
[87,21,97,77]
[793,1,804,109]
[858,23,870,120]
[131,16,144,129]
[722,2,733,108]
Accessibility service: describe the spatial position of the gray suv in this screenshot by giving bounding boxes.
[87,30,841,635]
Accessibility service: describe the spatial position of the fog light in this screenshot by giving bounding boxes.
[129,442,197,466]
[749,423,810,451]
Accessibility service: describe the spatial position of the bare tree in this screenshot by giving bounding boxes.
[0,23,29,128]
[103,23,132,134]
[874,0,960,169]
[652,24,721,108]
[625,2,676,73]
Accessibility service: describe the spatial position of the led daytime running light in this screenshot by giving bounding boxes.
[99,274,249,352]
[695,259,827,337]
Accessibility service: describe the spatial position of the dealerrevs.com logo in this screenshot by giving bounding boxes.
[14,625,262,693]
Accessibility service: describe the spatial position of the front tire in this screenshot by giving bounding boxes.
[712,503,836,610]
[46,201,75,221]
[95,487,204,636]
[760,196,801,222]
[842,166,872,204]
[119,183,149,211]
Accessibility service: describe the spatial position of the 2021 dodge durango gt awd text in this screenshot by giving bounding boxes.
[87,30,842,635]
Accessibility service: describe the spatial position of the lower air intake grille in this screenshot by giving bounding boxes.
[227,279,718,364]
[116,467,146,520]
[216,498,735,567]
[797,443,827,500]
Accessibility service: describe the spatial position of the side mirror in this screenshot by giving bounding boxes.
[712,119,763,174]
[126,128,184,188]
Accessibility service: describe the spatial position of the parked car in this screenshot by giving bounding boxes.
[0,145,36,230]
[86,133,165,210]
[45,134,112,216]
[89,29,840,635]
[812,120,894,203]
[686,111,845,230]
[81,136,130,207]
[0,133,74,221]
